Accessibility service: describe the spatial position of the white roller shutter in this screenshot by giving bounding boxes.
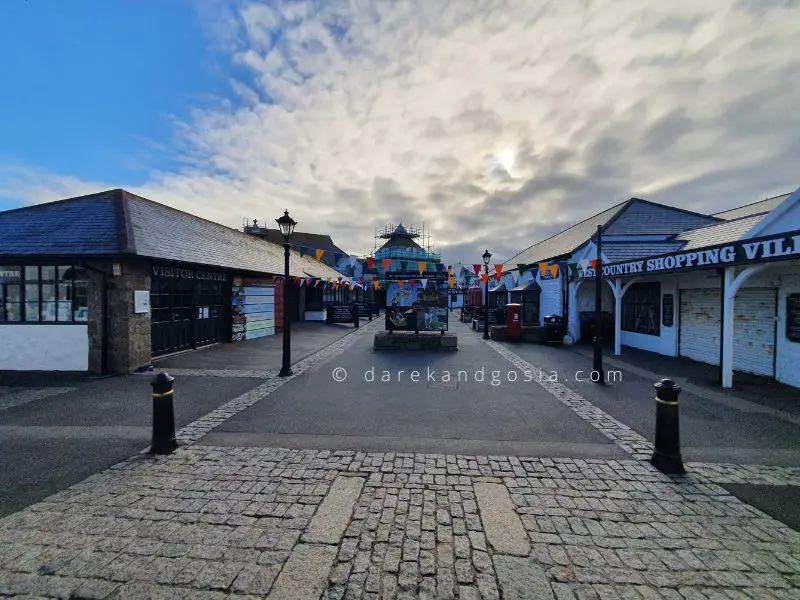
[732,288,775,377]
[679,289,720,366]
[679,287,776,376]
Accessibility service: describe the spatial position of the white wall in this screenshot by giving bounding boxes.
[776,269,800,387]
[538,275,562,323]
[0,325,89,371]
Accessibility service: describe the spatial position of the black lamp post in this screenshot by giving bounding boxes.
[593,224,604,384]
[276,209,297,377]
[482,249,491,340]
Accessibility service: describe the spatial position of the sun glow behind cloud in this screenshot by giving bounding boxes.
[1,0,798,263]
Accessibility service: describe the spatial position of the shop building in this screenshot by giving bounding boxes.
[0,189,344,373]
[502,188,800,388]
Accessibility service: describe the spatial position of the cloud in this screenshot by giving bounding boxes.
[2,0,799,263]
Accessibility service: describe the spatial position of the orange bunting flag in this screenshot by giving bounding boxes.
[448,277,455,288]
[373,280,380,290]
[382,259,392,272]
[538,262,548,277]
[418,261,426,274]
[589,259,598,270]
[482,273,489,285]
[494,264,503,277]
[548,264,559,279]
[398,280,404,288]
[315,249,325,261]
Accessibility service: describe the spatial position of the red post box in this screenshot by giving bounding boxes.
[506,303,521,340]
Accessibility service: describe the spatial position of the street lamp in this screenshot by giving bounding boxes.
[482,249,491,340]
[276,209,297,377]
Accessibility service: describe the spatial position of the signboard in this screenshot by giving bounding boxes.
[385,305,449,331]
[152,264,228,282]
[662,294,674,327]
[0,267,21,283]
[787,294,800,343]
[327,303,354,324]
[134,290,151,314]
[573,230,800,280]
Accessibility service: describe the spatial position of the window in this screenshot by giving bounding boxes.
[0,265,88,323]
[622,282,661,336]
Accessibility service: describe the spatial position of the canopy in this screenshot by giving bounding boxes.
[509,280,541,292]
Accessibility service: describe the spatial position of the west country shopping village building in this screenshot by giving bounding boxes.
[0,189,345,374]
[497,186,800,389]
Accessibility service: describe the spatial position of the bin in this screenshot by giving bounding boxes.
[506,303,521,340]
[543,314,564,343]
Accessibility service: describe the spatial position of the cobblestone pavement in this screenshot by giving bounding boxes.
[1,320,799,598]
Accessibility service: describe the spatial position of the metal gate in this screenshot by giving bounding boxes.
[151,275,229,357]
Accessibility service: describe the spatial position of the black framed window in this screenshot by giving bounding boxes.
[0,264,88,323]
[622,282,661,336]
[306,284,324,311]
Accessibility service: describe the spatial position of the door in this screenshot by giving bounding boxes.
[151,277,193,356]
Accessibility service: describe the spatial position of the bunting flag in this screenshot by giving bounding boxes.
[306,276,311,286]
[398,280,405,288]
[315,279,321,287]
[448,277,455,288]
[589,259,598,270]
[420,278,428,289]
[315,249,325,261]
[517,263,528,275]
[409,279,416,287]
[436,263,445,273]
[482,273,489,285]
[382,259,392,272]
[494,264,503,277]
[418,261,427,274]
[548,264,559,279]
[472,264,481,276]
[349,255,357,267]
[373,280,380,290]
[297,247,308,258]
[400,260,408,271]
[367,257,375,269]
[464,275,471,284]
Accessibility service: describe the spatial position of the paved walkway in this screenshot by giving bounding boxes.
[1,319,799,598]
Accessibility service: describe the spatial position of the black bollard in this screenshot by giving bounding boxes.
[150,372,178,455]
[650,378,685,474]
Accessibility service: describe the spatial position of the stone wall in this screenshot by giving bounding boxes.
[374,331,457,351]
[102,259,151,374]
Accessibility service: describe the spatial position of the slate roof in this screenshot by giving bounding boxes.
[253,229,346,267]
[504,198,718,269]
[713,193,790,220]
[675,214,767,250]
[602,242,686,262]
[0,191,123,255]
[504,200,628,267]
[0,189,345,280]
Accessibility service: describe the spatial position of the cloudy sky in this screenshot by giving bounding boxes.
[1,0,798,263]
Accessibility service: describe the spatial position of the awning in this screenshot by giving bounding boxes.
[510,280,541,292]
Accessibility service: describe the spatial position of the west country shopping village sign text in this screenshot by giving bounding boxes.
[575,229,800,279]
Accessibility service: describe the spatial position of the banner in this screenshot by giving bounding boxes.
[473,264,481,275]
[418,261,427,274]
[482,273,489,285]
[494,264,503,277]
[315,249,325,261]
[367,257,375,269]
[420,278,428,289]
[382,259,392,272]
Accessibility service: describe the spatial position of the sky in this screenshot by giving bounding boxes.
[1,0,798,264]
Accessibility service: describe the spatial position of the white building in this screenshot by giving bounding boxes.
[503,189,800,388]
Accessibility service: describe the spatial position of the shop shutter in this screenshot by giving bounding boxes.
[679,287,776,376]
[679,289,720,366]
[732,288,775,377]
